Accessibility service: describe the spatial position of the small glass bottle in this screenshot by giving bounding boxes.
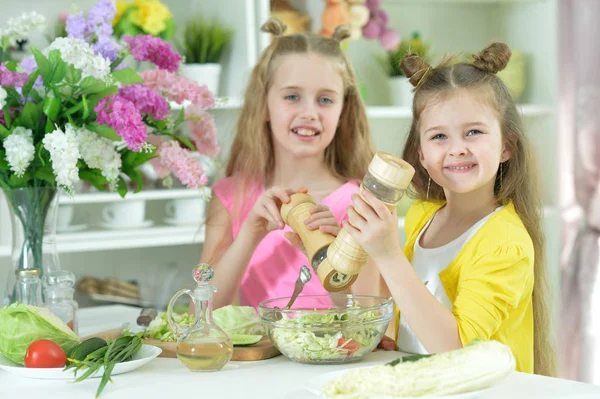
[167,263,233,372]
[43,270,79,334]
[15,268,44,306]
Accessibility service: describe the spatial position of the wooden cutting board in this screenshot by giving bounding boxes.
[84,329,280,361]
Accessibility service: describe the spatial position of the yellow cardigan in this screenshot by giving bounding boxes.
[394,200,534,373]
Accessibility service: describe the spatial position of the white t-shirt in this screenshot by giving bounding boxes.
[396,206,503,354]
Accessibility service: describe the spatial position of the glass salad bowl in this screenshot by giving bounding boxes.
[258,294,393,364]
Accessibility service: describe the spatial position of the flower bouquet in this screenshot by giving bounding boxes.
[0,0,220,302]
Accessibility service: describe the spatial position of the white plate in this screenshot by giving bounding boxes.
[164,217,203,227]
[57,224,88,233]
[305,368,493,399]
[0,344,161,380]
[98,220,153,230]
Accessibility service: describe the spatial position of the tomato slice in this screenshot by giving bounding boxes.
[24,340,67,368]
[337,337,360,356]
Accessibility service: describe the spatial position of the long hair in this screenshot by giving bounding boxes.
[225,17,374,197]
[400,43,556,376]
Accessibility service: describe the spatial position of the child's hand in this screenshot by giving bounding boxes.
[285,205,340,255]
[245,186,308,239]
[376,335,397,351]
[343,190,403,263]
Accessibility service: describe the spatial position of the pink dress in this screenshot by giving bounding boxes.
[212,176,359,309]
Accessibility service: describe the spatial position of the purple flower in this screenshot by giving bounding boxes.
[88,0,115,26]
[94,95,148,152]
[125,35,182,73]
[0,65,28,87]
[93,39,119,62]
[118,84,169,120]
[66,13,88,39]
[19,57,43,88]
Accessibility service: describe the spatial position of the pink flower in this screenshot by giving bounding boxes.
[118,84,169,120]
[140,69,215,108]
[379,28,400,51]
[94,95,148,151]
[362,20,382,39]
[158,140,208,189]
[185,105,220,157]
[0,65,28,87]
[124,35,182,73]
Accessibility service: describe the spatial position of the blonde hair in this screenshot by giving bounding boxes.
[400,43,556,376]
[225,17,374,192]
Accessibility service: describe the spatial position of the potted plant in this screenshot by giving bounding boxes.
[177,17,233,97]
[383,32,430,107]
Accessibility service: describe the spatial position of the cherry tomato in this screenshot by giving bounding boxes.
[24,340,67,368]
[338,337,360,356]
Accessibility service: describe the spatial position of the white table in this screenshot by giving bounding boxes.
[1,305,599,399]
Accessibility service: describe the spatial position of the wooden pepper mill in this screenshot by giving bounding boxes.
[327,152,415,275]
[280,193,357,292]
[280,152,415,292]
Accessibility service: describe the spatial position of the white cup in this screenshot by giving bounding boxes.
[102,200,146,226]
[56,205,74,230]
[166,198,207,223]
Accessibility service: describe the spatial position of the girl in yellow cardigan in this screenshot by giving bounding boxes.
[343,43,556,376]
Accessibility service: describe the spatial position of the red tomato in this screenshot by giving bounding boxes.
[24,340,67,368]
[338,337,360,356]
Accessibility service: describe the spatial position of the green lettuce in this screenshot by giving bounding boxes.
[0,303,80,365]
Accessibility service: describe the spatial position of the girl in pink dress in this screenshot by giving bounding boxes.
[201,18,380,309]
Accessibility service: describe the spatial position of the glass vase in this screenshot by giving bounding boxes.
[2,186,61,306]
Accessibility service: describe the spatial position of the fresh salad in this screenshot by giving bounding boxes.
[269,309,386,363]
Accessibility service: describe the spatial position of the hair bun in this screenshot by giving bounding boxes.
[472,42,512,74]
[400,54,432,87]
[331,25,351,42]
[260,17,287,37]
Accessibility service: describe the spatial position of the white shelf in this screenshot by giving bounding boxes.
[59,188,204,205]
[171,97,553,119]
[0,246,9,257]
[55,225,205,253]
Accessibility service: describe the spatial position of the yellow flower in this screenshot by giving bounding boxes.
[113,1,132,25]
[129,0,172,36]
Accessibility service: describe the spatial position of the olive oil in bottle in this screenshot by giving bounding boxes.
[176,338,233,372]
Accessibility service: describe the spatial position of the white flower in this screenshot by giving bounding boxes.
[3,126,35,177]
[42,125,81,191]
[48,37,111,83]
[74,125,122,190]
[0,87,7,109]
[0,11,46,47]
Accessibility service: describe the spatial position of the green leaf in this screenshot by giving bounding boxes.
[21,70,40,97]
[45,118,55,133]
[36,142,47,166]
[112,68,143,85]
[9,172,32,188]
[3,109,12,128]
[79,169,109,191]
[64,65,82,85]
[34,167,56,185]
[47,49,68,84]
[79,76,107,95]
[123,168,143,193]
[0,124,10,140]
[117,176,128,198]
[86,86,118,109]
[160,18,177,41]
[178,136,195,151]
[20,102,40,130]
[63,101,84,117]
[82,95,89,120]
[0,150,9,170]
[43,96,61,121]
[30,47,50,85]
[86,122,121,141]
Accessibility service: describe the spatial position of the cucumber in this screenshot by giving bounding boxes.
[231,334,262,347]
[67,337,108,362]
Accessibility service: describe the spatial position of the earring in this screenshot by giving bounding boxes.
[426,176,431,201]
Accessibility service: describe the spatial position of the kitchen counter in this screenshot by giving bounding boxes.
[1,305,599,399]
